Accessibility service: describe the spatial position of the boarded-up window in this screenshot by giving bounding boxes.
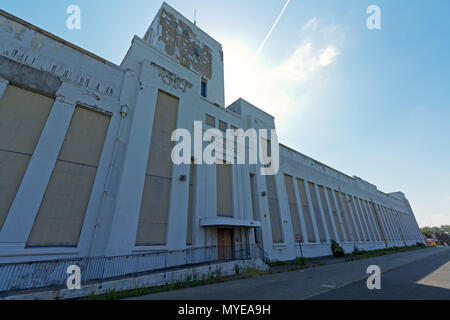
[297,179,315,242]
[27,106,110,247]
[334,191,350,241]
[284,175,302,241]
[372,203,387,242]
[341,193,358,241]
[349,195,364,240]
[377,205,391,240]
[365,200,380,241]
[308,182,326,242]
[186,159,195,245]
[382,206,394,240]
[217,163,233,217]
[327,188,344,241]
[250,173,262,244]
[136,91,178,246]
[0,85,53,230]
[356,199,376,241]
[319,186,335,241]
[266,174,283,243]
[249,174,259,221]
[219,120,227,132]
[354,197,369,241]
[387,208,399,240]
[205,114,215,127]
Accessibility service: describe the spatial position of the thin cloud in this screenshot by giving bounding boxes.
[318,46,340,66]
[303,17,319,31]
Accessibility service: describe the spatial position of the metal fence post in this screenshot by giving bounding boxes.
[164,254,167,279]
[99,257,107,290]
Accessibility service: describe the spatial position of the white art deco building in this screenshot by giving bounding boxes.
[0,3,424,265]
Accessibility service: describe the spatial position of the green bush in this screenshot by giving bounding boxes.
[331,240,345,257]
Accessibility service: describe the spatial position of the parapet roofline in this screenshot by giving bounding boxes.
[279,143,405,202]
[227,98,276,120]
[279,143,356,181]
[0,9,122,71]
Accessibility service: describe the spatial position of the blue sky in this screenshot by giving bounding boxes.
[1,0,449,227]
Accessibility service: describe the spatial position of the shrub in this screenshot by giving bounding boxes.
[234,264,240,276]
[331,240,345,257]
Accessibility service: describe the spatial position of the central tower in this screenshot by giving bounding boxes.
[143,2,225,107]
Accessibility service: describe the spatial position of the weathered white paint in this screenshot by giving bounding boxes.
[0,77,8,98]
[0,3,424,266]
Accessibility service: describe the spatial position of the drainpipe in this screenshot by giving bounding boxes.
[88,104,129,257]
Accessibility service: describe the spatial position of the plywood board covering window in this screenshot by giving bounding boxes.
[349,195,364,240]
[341,193,358,241]
[249,174,262,245]
[219,120,227,132]
[186,160,195,245]
[217,163,233,217]
[297,179,315,242]
[205,114,215,127]
[27,106,110,247]
[355,198,375,241]
[327,188,344,241]
[249,174,259,221]
[365,200,381,241]
[334,191,350,241]
[266,174,283,243]
[136,91,179,246]
[284,175,302,241]
[308,182,326,242]
[319,186,335,241]
[0,85,54,231]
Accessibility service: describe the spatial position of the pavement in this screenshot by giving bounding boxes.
[310,247,450,300]
[130,247,450,300]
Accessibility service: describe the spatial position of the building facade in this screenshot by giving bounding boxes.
[0,3,424,264]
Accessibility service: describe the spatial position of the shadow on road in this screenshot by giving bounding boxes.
[309,249,450,300]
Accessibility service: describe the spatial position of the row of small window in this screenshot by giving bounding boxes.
[205,114,238,133]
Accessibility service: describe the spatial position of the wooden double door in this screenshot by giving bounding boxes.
[217,229,234,261]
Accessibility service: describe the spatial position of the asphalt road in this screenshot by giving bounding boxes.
[309,247,450,300]
[131,247,450,300]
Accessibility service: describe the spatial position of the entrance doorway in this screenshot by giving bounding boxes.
[217,229,233,261]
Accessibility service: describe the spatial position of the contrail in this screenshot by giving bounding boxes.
[254,0,291,59]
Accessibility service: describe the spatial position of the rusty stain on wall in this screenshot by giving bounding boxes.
[0,15,24,35]
[157,8,212,79]
[31,33,46,50]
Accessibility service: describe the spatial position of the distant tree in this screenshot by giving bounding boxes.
[421,227,434,238]
[421,225,450,238]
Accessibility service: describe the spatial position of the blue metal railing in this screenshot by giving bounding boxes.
[0,244,265,296]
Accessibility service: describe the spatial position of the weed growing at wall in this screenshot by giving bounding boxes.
[331,240,345,257]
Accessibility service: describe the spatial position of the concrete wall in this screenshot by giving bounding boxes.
[0,3,424,266]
